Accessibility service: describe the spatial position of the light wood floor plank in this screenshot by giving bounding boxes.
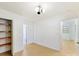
[1,40,79,56]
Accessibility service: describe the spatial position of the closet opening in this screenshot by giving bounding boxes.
[0,18,12,56]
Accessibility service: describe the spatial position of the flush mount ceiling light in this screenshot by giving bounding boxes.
[35,5,45,15]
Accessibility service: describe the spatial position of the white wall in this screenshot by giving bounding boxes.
[33,18,61,50]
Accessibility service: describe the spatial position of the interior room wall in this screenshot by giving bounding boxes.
[33,17,62,51]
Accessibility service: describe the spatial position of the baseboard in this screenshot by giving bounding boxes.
[28,43,60,52]
[13,50,23,56]
[33,42,60,51]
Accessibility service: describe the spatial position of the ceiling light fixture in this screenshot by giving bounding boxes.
[35,5,45,15]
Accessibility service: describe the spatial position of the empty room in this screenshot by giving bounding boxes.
[0,2,79,56]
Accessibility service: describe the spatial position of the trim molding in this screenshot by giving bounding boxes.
[13,50,23,56]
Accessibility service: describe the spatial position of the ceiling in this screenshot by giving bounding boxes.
[0,2,79,21]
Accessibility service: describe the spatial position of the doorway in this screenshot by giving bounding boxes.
[61,19,76,55]
[0,18,12,56]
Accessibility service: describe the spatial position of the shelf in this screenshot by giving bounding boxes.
[0,37,11,40]
[0,18,12,53]
[0,31,11,33]
[0,43,11,47]
[0,23,11,26]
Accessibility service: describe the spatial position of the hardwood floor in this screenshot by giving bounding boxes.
[61,40,76,56]
[23,43,62,56]
[0,40,79,56]
[22,40,79,56]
